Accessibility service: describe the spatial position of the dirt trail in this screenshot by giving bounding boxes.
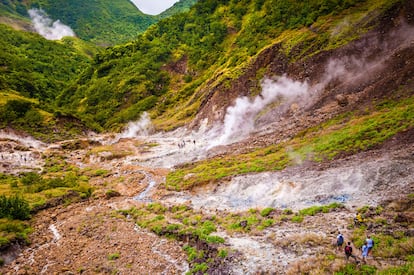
[5,198,188,275]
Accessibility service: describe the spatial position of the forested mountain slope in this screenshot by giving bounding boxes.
[56,0,414,133]
[0,0,155,45]
[0,0,198,45]
[156,0,198,19]
[0,24,95,140]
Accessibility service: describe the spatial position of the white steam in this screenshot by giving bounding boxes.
[209,75,310,147]
[117,112,153,141]
[28,8,75,40]
[321,56,384,88]
[204,23,414,149]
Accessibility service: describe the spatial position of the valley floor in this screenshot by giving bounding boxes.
[0,129,413,274]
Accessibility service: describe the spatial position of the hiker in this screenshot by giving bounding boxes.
[366,235,374,256]
[336,232,344,251]
[361,241,369,263]
[354,212,365,226]
[344,242,359,263]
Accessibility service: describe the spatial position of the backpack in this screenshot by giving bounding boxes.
[338,235,344,245]
[345,245,352,255]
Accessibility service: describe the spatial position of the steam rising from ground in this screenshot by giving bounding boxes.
[205,22,414,149]
[207,76,312,148]
[28,9,75,40]
[116,112,153,141]
[109,22,414,159]
[207,54,385,148]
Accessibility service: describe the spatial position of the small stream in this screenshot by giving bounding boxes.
[133,171,157,202]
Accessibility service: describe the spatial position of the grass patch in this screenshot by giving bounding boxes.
[299,203,344,216]
[107,252,120,260]
[0,218,32,249]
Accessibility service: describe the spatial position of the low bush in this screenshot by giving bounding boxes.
[0,195,31,220]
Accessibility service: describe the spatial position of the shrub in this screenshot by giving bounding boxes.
[20,172,42,186]
[0,195,31,220]
[107,252,120,260]
[218,249,228,258]
[193,262,208,273]
[291,215,304,223]
[204,235,225,244]
[0,218,31,247]
[260,219,275,229]
[260,207,274,217]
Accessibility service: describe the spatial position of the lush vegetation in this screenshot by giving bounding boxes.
[156,0,198,19]
[0,158,93,250]
[55,0,403,133]
[1,0,199,45]
[166,95,414,190]
[0,0,155,45]
[31,0,156,45]
[0,24,96,140]
[0,0,404,136]
[0,24,92,101]
[0,0,29,20]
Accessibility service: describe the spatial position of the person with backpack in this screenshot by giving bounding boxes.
[361,241,369,263]
[344,242,359,263]
[354,212,365,226]
[366,235,374,256]
[336,232,344,251]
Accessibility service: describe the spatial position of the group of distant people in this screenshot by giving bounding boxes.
[336,232,374,264]
[177,139,196,149]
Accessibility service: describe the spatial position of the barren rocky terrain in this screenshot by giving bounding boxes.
[0,122,413,274]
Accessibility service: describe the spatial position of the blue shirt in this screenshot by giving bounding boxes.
[366,238,374,248]
[362,245,369,256]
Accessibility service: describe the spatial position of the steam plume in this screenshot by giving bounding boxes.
[28,8,75,40]
[209,75,310,147]
[117,112,153,140]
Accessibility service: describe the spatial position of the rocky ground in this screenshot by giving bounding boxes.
[1,126,413,274]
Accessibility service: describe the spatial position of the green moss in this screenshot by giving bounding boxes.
[298,203,343,216]
[107,252,120,260]
[291,214,304,223]
[260,207,274,217]
[0,218,32,248]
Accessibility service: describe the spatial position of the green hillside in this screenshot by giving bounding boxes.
[0,0,412,139]
[0,24,96,140]
[57,0,398,132]
[0,0,155,45]
[157,0,198,19]
[0,0,198,45]
[29,0,156,45]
